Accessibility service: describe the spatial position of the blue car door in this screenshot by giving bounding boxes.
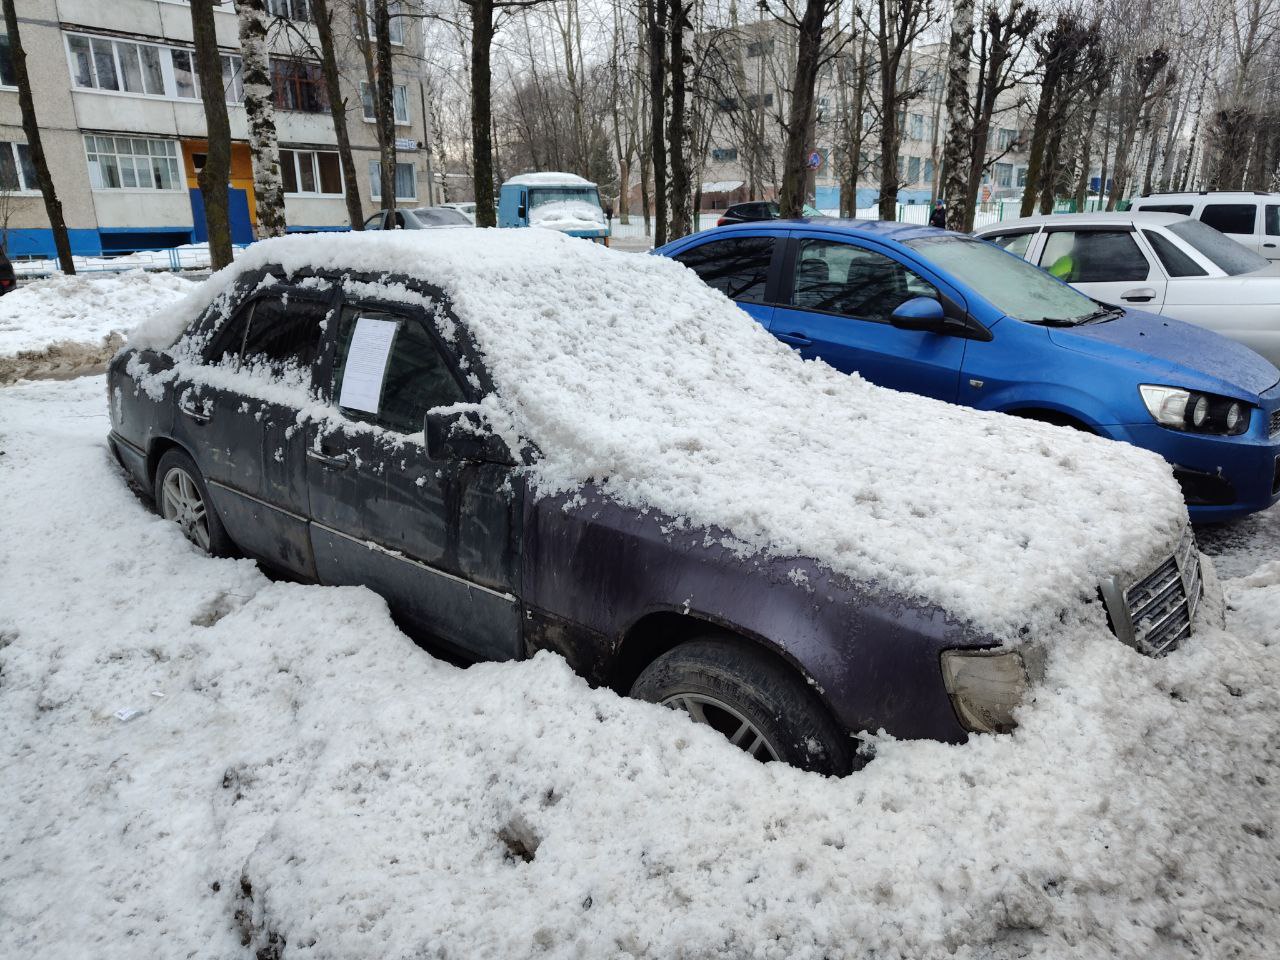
[768,233,968,401]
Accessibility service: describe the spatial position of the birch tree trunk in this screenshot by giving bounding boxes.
[1,0,74,272]
[374,0,398,216]
[940,0,974,230]
[237,0,287,237]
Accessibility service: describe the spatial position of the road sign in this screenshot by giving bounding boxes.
[807,151,823,170]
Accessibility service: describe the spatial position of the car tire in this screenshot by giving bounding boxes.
[631,637,855,776]
[154,448,233,557]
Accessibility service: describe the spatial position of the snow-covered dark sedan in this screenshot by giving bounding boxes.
[107,231,1211,775]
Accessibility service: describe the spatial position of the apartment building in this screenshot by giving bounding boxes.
[699,25,1034,212]
[0,0,431,258]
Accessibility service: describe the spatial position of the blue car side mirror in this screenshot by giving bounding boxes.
[889,296,949,333]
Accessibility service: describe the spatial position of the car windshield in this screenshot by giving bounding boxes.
[907,235,1102,325]
[1167,219,1269,275]
[529,186,601,207]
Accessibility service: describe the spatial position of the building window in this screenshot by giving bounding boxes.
[362,0,405,44]
[272,59,328,112]
[996,128,1016,152]
[267,0,312,20]
[711,147,738,162]
[368,160,416,201]
[360,82,410,125]
[745,39,773,57]
[994,162,1013,188]
[222,55,245,103]
[0,34,15,88]
[0,141,37,192]
[1015,166,1027,187]
[85,135,181,191]
[907,155,921,183]
[67,35,165,97]
[908,113,924,141]
[281,148,343,195]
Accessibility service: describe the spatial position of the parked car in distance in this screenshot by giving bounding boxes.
[656,219,1280,522]
[715,200,823,227]
[438,201,477,224]
[0,247,15,295]
[108,231,1205,776]
[1126,191,1280,262]
[362,206,474,230]
[973,211,1280,367]
[498,172,610,243]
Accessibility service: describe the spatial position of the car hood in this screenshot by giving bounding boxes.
[1047,309,1280,399]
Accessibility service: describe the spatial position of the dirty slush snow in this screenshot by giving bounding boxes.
[2,375,1279,959]
[130,230,1186,645]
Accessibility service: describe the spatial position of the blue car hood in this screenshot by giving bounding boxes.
[1047,310,1280,400]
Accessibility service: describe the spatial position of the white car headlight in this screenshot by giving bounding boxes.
[940,648,1029,734]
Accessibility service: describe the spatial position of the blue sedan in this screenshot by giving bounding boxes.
[656,220,1280,522]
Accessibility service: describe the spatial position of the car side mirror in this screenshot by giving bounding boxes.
[889,296,949,334]
[516,204,526,219]
[425,408,515,466]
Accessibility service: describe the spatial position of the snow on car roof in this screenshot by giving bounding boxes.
[976,210,1190,233]
[503,171,595,187]
[130,229,1188,641]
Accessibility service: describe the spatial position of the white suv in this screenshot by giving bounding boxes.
[1128,191,1280,262]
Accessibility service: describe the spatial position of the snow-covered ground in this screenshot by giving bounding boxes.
[0,272,195,383]
[2,373,1279,959]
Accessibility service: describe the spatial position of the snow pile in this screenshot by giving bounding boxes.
[1,377,1279,959]
[129,229,1187,642]
[0,269,195,357]
[529,200,608,232]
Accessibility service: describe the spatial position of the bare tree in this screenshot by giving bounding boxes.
[940,0,974,229]
[776,0,842,217]
[191,0,234,269]
[311,0,365,227]
[1,0,73,272]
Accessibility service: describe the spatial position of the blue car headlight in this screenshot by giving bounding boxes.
[1139,385,1250,436]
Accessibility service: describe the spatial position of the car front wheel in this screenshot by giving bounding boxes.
[631,637,854,776]
[155,448,232,556]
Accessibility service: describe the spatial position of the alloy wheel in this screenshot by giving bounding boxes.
[660,692,781,762]
[160,466,212,553]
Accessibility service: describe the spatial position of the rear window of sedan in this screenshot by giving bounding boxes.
[1168,219,1269,276]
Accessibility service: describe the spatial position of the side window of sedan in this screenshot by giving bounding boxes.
[985,232,1034,258]
[790,238,938,324]
[673,236,775,303]
[1039,231,1150,283]
[239,294,330,381]
[332,305,466,434]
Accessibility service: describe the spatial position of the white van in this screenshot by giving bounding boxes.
[1128,191,1280,262]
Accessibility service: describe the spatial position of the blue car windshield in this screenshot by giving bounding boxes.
[907,235,1101,325]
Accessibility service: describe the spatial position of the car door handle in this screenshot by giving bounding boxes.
[177,398,210,423]
[1120,288,1157,303]
[1264,242,1276,249]
[306,448,350,470]
[775,331,813,346]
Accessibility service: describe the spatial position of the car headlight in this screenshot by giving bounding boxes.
[1138,385,1249,436]
[940,648,1029,734]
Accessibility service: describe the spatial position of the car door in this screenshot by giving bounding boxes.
[669,232,780,328]
[1037,226,1167,310]
[767,234,968,401]
[1198,202,1262,257]
[171,277,333,577]
[304,289,522,662]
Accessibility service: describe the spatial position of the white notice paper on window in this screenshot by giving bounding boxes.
[339,317,398,413]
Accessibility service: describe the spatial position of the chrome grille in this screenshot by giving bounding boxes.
[1101,526,1203,657]
[1270,408,1280,438]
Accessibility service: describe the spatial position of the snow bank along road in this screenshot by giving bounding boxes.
[1,374,1279,959]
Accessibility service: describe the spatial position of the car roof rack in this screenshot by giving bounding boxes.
[1139,189,1276,197]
